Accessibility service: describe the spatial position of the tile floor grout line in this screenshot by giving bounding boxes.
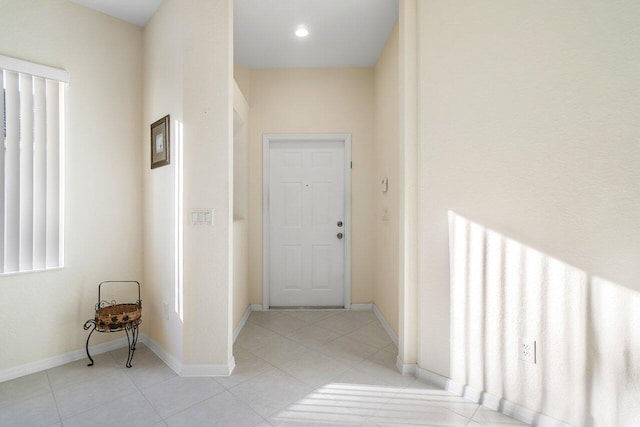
[241,336,365,385]
[51,350,146,423]
[55,385,140,422]
[224,370,302,423]
[122,349,167,425]
[245,315,391,370]
[122,346,251,425]
[237,314,416,424]
[466,403,482,425]
[44,369,64,427]
[239,320,399,392]
[154,386,230,424]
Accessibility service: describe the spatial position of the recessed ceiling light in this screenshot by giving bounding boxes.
[295,26,309,38]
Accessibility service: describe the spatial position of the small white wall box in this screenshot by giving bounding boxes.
[190,208,213,226]
[519,337,536,364]
[381,177,388,193]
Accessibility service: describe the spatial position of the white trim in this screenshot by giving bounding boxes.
[142,335,236,376]
[251,304,264,311]
[262,133,352,310]
[138,334,182,375]
[412,366,572,427]
[343,134,352,309]
[395,357,417,376]
[1,332,237,384]
[350,303,373,311]
[0,266,64,277]
[180,358,236,377]
[262,137,270,309]
[0,54,69,83]
[233,305,252,342]
[0,336,128,383]
[372,304,399,346]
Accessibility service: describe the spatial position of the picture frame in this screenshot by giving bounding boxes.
[150,115,170,169]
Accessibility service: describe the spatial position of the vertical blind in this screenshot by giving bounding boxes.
[1,56,67,274]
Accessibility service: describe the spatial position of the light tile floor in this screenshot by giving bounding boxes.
[0,310,528,426]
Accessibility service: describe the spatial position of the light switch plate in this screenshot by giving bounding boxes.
[189,208,213,226]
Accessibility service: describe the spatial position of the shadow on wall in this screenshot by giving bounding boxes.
[448,212,640,427]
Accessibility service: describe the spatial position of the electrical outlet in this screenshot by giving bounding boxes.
[519,338,536,364]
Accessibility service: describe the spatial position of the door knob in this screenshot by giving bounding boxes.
[337,233,343,239]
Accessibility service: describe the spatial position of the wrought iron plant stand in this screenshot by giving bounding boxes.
[83,281,142,368]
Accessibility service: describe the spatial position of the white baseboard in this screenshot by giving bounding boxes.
[250,304,263,311]
[140,334,236,377]
[0,336,129,383]
[1,332,239,384]
[350,303,373,311]
[395,357,417,376]
[233,305,252,342]
[180,357,235,377]
[372,304,398,347]
[413,366,572,427]
[138,334,181,375]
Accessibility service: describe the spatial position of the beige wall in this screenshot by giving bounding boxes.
[0,0,143,373]
[233,82,250,329]
[397,0,419,368]
[373,23,399,335]
[247,68,375,306]
[181,0,234,370]
[234,64,251,105]
[416,1,640,425]
[142,0,183,363]
[143,0,235,373]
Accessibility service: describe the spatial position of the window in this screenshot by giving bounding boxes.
[0,55,68,274]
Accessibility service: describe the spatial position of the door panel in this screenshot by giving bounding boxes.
[269,140,344,307]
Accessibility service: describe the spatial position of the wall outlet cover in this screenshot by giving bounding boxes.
[519,337,536,364]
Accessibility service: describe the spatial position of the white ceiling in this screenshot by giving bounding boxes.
[68,0,163,27]
[234,0,399,69]
[68,0,399,68]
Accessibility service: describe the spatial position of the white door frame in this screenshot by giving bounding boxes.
[263,133,352,310]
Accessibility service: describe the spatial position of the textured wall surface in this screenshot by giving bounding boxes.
[247,68,376,306]
[181,0,234,367]
[142,0,184,366]
[450,213,640,426]
[417,1,640,425]
[0,0,143,372]
[233,83,250,329]
[373,23,400,334]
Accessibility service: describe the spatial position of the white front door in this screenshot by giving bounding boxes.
[268,139,346,307]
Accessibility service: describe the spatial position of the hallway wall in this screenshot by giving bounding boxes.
[0,0,143,375]
[415,1,640,425]
[246,68,376,306]
[142,0,184,365]
[233,83,250,329]
[373,23,400,335]
[142,0,235,373]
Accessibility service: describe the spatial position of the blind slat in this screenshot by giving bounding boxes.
[33,77,46,269]
[4,71,19,272]
[19,74,34,271]
[45,80,60,268]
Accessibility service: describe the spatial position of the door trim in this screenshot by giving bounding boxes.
[262,133,352,310]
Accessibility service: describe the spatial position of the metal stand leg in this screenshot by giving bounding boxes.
[125,323,139,368]
[83,320,97,366]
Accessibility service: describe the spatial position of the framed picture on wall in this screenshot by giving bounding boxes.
[150,115,170,169]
